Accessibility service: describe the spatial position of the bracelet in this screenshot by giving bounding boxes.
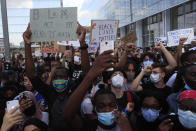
[79,44,88,50]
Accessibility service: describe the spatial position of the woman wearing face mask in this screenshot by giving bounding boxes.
[158,90,196,131]
[123,60,139,91]
[136,90,169,131]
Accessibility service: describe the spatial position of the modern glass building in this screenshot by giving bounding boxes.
[98,0,131,27]
[100,0,196,47]
[0,0,61,46]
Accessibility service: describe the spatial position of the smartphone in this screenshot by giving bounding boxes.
[100,41,114,71]
[100,41,114,55]
[66,46,70,50]
[6,100,20,112]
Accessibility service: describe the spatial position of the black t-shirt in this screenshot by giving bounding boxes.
[142,82,172,98]
[30,76,71,131]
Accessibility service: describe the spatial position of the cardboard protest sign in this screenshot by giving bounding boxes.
[121,30,137,44]
[30,7,77,42]
[167,28,194,47]
[91,20,118,43]
[154,37,167,46]
[41,41,59,53]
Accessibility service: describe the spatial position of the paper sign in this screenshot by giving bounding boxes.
[30,7,77,42]
[167,28,194,47]
[91,20,118,43]
[57,40,80,47]
[35,50,42,57]
[121,30,137,44]
[88,43,99,53]
[41,41,59,53]
[154,37,167,46]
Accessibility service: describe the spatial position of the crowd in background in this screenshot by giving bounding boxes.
[0,23,195,131]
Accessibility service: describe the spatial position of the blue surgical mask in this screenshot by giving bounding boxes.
[52,80,68,92]
[178,109,196,129]
[144,60,153,67]
[141,108,160,122]
[97,112,116,126]
[0,82,3,88]
[184,84,192,90]
[34,63,38,68]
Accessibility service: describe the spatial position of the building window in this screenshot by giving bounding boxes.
[178,5,184,16]
[193,1,196,11]
[185,2,191,13]
[142,12,163,47]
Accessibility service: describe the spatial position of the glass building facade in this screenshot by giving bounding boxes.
[0,0,61,46]
[99,0,131,27]
[120,0,195,47]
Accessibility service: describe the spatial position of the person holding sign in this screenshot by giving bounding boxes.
[23,21,90,130]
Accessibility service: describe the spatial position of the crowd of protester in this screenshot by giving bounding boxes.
[0,23,196,131]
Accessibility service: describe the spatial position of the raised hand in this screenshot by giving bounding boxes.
[112,111,133,131]
[23,24,32,45]
[179,37,188,45]
[89,50,116,78]
[1,107,23,131]
[126,102,134,112]
[76,22,86,44]
[158,119,174,131]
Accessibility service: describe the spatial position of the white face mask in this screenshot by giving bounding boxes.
[150,74,161,83]
[74,56,80,64]
[178,109,196,129]
[112,74,124,88]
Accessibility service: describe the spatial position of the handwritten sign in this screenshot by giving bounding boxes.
[91,20,118,43]
[167,28,194,47]
[30,7,77,42]
[154,37,167,46]
[41,41,59,53]
[121,30,137,44]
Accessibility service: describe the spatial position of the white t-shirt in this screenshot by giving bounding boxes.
[166,73,177,88]
[81,97,94,117]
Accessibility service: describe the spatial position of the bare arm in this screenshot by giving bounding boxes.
[175,38,187,66]
[156,43,177,71]
[129,66,151,92]
[77,23,90,75]
[64,50,116,131]
[23,24,35,78]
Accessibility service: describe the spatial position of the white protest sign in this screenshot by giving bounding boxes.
[91,20,118,43]
[155,37,167,46]
[30,7,77,42]
[35,50,42,57]
[167,28,194,47]
[88,43,99,53]
[57,40,80,47]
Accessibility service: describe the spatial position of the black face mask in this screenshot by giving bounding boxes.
[23,104,36,117]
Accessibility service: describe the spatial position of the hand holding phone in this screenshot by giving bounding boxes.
[6,100,20,112]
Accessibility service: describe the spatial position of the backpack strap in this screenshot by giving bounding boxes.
[126,92,133,103]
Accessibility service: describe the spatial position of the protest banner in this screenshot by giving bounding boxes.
[57,41,80,47]
[167,28,194,47]
[41,41,59,53]
[30,7,77,42]
[91,20,118,43]
[154,37,167,46]
[121,30,137,44]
